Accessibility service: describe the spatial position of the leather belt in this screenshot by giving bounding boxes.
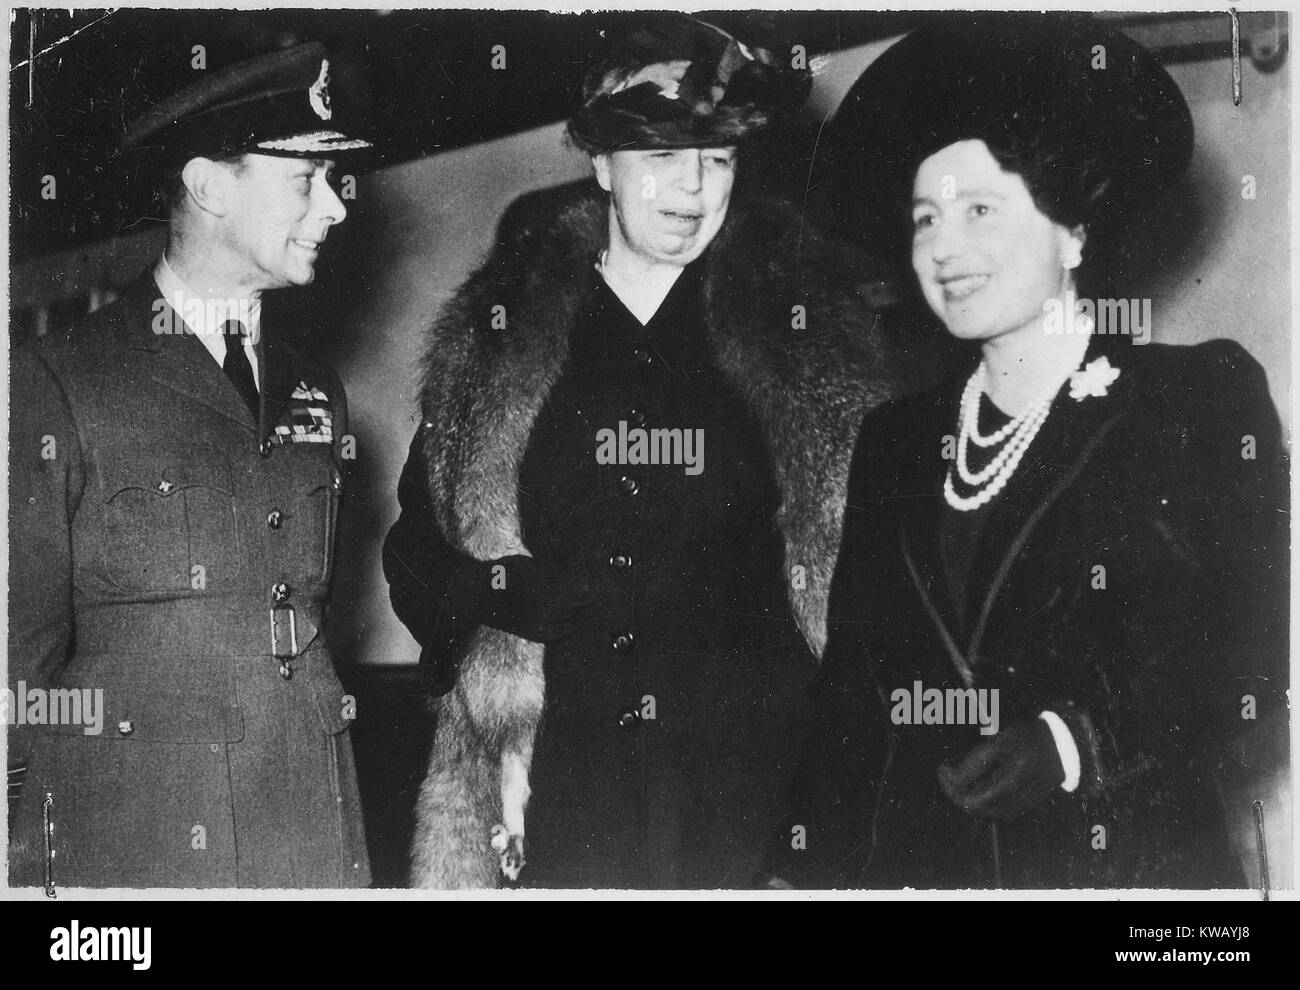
[75,600,323,658]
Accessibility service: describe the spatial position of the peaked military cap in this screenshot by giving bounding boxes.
[121,42,372,169]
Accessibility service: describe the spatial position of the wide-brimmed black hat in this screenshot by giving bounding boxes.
[121,42,372,170]
[567,16,811,154]
[822,13,1193,253]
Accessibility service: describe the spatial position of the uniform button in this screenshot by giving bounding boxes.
[117,720,134,736]
[617,707,641,730]
[610,632,635,654]
[266,509,284,530]
[617,475,640,496]
[608,551,633,572]
[632,348,653,366]
[332,472,343,493]
[259,437,274,458]
[271,582,291,603]
[627,408,647,428]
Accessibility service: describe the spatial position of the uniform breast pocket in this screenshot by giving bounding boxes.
[98,443,242,592]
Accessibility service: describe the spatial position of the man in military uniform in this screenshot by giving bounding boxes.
[7,43,373,888]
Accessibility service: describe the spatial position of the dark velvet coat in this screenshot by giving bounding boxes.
[768,334,1289,889]
[384,181,919,887]
[8,276,370,889]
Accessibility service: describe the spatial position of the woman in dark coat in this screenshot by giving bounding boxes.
[768,14,1289,889]
[384,18,914,888]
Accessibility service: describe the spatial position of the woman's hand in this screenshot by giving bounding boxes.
[450,554,592,644]
[937,720,1064,821]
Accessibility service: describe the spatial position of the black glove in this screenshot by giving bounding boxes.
[937,719,1065,821]
[448,554,591,644]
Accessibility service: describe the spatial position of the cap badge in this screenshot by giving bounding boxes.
[309,59,333,121]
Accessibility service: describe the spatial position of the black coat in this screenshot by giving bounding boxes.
[383,181,920,887]
[392,266,816,887]
[769,334,1289,889]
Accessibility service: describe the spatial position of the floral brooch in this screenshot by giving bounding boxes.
[1068,356,1121,402]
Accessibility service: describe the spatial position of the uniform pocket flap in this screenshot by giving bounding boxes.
[98,442,234,501]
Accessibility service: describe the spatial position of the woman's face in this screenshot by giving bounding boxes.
[595,147,736,268]
[911,139,1083,343]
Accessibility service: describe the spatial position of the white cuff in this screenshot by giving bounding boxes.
[1039,711,1081,793]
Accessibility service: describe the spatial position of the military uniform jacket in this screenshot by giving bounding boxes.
[7,274,370,888]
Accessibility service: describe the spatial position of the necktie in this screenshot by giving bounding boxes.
[221,319,260,417]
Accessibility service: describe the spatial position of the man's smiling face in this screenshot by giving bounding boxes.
[218,154,348,291]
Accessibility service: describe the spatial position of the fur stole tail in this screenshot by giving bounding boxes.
[410,628,545,888]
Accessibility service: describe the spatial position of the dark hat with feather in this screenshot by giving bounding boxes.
[567,17,811,154]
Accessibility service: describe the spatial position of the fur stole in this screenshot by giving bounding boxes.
[409,180,902,887]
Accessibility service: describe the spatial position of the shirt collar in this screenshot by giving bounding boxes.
[153,254,263,343]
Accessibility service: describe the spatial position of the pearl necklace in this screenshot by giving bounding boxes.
[944,363,1059,512]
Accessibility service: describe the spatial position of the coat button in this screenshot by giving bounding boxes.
[267,509,284,530]
[608,551,633,571]
[117,720,134,736]
[617,707,641,730]
[610,632,635,654]
[627,408,647,428]
[617,475,640,496]
[271,582,291,603]
[259,437,274,458]
[631,348,653,366]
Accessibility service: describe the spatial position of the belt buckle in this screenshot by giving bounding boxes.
[270,604,298,660]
